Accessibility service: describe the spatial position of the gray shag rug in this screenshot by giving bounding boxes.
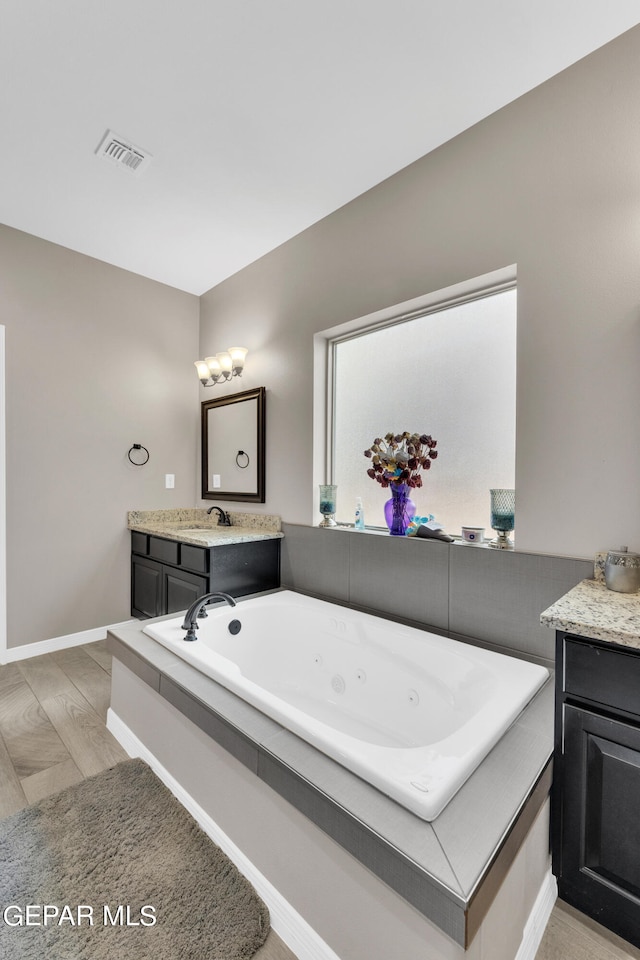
[0,758,270,960]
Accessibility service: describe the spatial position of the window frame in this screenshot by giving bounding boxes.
[324,269,517,528]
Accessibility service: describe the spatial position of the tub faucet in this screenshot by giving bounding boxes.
[207,505,232,526]
[181,591,237,642]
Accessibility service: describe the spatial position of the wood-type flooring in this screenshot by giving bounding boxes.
[0,641,295,960]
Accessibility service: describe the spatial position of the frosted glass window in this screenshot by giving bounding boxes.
[331,288,516,535]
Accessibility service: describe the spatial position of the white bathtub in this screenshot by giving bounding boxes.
[143,590,548,820]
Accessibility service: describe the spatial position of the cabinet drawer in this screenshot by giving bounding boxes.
[180,544,208,574]
[564,637,640,717]
[131,531,148,556]
[148,536,179,565]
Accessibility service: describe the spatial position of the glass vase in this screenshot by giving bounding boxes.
[319,484,337,527]
[384,483,416,536]
[489,488,515,549]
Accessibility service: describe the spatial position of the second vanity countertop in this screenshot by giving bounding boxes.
[540,578,640,648]
[128,508,283,548]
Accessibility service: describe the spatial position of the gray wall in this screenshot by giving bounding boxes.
[1,225,199,648]
[5,26,640,649]
[198,27,640,560]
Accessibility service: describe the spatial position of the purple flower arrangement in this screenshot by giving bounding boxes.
[364,432,438,489]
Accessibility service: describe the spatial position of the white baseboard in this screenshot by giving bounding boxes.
[514,869,557,960]
[107,708,342,960]
[0,619,136,664]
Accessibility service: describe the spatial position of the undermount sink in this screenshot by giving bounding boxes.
[178,526,220,533]
[178,526,245,536]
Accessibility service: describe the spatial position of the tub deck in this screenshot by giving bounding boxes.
[142,590,549,821]
[106,599,553,948]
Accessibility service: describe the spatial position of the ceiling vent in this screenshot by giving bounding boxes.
[95,129,152,175]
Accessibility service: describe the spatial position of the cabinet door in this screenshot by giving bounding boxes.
[131,555,164,619]
[559,703,640,947]
[163,568,209,615]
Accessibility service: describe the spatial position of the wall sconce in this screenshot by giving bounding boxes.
[194,347,248,386]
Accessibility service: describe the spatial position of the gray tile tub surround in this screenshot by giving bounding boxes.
[281,523,591,663]
[449,548,593,665]
[280,523,351,603]
[280,522,449,629]
[349,528,449,629]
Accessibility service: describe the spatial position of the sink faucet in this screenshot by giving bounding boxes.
[181,591,237,641]
[207,505,232,526]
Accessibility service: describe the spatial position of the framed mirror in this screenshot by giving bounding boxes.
[201,386,266,502]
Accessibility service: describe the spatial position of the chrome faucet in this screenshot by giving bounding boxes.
[181,591,237,641]
[207,505,232,526]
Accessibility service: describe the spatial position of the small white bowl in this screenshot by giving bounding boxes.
[461,526,484,544]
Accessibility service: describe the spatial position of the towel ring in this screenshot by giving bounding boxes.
[128,443,150,466]
[236,450,250,469]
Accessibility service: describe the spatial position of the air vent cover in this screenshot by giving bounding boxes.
[96,129,152,174]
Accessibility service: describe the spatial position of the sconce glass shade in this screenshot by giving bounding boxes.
[216,352,233,376]
[204,356,222,378]
[194,360,211,383]
[228,346,248,375]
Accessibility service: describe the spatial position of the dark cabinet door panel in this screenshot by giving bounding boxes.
[164,570,209,615]
[131,556,164,619]
[560,704,640,946]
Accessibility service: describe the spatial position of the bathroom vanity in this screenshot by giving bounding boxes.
[128,510,281,619]
[541,579,640,947]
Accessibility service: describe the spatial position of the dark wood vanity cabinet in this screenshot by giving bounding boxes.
[131,532,280,618]
[553,631,640,947]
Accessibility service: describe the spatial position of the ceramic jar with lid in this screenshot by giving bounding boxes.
[605,547,640,594]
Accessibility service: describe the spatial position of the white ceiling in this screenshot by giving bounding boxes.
[2,3,639,295]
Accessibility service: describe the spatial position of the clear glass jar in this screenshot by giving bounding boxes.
[319,484,337,527]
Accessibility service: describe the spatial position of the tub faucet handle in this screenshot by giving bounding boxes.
[181,591,237,641]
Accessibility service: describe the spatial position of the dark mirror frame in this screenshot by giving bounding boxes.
[201,386,266,503]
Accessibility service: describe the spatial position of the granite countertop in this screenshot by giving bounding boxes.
[128,508,283,548]
[540,578,640,648]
